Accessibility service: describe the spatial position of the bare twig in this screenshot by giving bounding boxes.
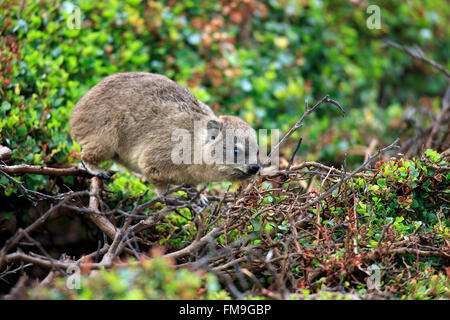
[286,137,303,171]
[426,86,450,149]
[0,169,70,202]
[163,227,223,260]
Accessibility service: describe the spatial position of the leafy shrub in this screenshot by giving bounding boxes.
[402,269,450,300]
[28,254,230,300]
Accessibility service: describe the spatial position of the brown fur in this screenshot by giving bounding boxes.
[70,72,260,194]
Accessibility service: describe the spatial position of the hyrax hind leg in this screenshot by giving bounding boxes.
[80,139,116,179]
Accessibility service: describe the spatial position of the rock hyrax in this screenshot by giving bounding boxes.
[70,72,261,194]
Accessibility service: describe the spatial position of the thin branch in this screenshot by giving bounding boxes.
[0,164,92,177]
[286,137,302,171]
[86,177,117,240]
[0,169,70,202]
[384,39,450,78]
[163,227,223,260]
[0,191,89,270]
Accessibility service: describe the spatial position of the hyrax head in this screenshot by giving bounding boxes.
[203,115,261,181]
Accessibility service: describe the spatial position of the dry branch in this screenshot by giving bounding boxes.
[0,164,92,177]
[298,138,400,210]
[4,252,109,270]
[1,92,447,300]
[384,39,450,78]
[163,227,223,260]
[86,177,117,240]
[0,146,12,161]
[0,191,89,270]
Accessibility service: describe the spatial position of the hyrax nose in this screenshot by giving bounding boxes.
[248,164,261,175]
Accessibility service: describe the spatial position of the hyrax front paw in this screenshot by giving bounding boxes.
[95,170,117,180]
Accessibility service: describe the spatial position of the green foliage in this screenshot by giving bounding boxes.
[353,150,449,227]
[28,255,230,300]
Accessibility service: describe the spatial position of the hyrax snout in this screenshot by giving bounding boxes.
[70,72,261,194]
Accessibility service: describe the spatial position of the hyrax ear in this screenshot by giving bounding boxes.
[206,119,222,142]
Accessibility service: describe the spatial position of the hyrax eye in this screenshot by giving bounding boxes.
[211,136,215,140]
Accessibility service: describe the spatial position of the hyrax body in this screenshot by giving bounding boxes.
[70,72,260,194]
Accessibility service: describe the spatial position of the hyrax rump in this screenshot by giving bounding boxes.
[70,72,261,194]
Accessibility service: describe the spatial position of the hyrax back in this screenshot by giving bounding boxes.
[70,72,260,194]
